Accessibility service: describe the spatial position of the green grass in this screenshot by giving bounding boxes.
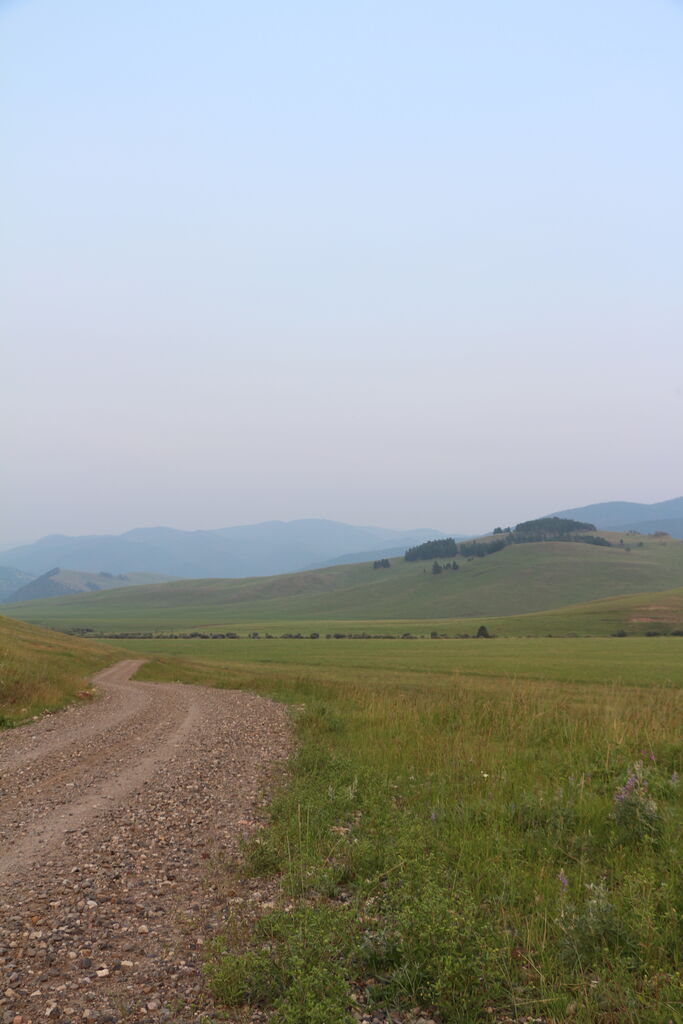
[123,637,683,1024]
[0,615,119,726]
[106,634,683,689]
[5,533,683,632]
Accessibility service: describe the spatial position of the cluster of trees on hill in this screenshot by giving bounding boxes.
[509,516,597,538]
[405,517,609,563]
[431,560,459,573]
[372,558,391,569]
[404,538,459,561]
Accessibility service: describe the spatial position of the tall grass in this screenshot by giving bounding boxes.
[0,615,116,726]
[135,653,683,1023]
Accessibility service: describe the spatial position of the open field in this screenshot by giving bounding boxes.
[118,636,683,1024]
[107,634,683,689]
[5,534,683,632]
[26,585,683,641]
[0,615,117,726]
[3,602,682,1019]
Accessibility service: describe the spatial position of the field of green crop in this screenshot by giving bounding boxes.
[6,534,683,632]
[121,635,683,1024]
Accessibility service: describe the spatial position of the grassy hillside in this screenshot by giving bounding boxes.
[0,615,118,726]
[4,532,683,631]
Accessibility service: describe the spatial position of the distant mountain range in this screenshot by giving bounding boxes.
[552,497,683,538]
[0,520,445,580]
[2,568,174,604]
[3,501,680,587]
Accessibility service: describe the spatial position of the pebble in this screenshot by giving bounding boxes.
[0,664,292,1024]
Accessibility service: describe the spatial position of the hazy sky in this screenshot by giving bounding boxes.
[3,0,682,545]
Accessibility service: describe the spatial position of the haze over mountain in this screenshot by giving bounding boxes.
[3,568,175,605]
[552,497,683,539]
[0,520,444,580]
[0,567,34,603]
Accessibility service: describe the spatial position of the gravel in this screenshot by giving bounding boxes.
[0,660,291,1024]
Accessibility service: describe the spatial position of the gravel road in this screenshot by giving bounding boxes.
[0,660,291,1024]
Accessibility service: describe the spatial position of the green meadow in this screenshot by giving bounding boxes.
[3,555,683,1021]
[107,634,683,689]
[117,634,683,1024]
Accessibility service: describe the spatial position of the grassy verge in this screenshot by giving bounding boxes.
[0,615,118,727]
[134,649,683,1024]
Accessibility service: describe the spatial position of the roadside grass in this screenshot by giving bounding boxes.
[0,615,117,727]
[132,643,683,1024]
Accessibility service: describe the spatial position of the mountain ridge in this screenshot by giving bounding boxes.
[552,497,683,537]
[0,519,445,579]
[3,568,176,604]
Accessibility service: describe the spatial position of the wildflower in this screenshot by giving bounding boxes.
[481,771,489,779]
[558,869,569,890]
[614,761,644,805]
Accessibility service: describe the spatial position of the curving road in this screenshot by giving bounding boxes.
[0,660,291,1023]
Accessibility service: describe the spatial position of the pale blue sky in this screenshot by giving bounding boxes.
[2,0,682,544]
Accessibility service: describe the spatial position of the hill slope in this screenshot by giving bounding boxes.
[0,615,117,725]
[5,532,683,631]
[1,520,444,578]
[553,496,683,537]
[4,568,175,604]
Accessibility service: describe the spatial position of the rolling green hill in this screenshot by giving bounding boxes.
[4,532,683,632]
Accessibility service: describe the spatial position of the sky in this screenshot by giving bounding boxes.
[2,0,682,545]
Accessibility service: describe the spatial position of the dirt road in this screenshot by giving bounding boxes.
[0,661,291,1023]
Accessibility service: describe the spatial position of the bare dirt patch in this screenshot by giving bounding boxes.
[0,660,291,1023]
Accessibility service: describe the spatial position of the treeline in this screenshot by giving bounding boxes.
[405,536,508,561]
[405,517,608,562]
[509,516,597,538]
[60,628,501,640]
[404,538,459,561]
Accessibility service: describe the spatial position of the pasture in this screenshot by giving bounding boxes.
[108,634,683,689]
[123,634,683,1023]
